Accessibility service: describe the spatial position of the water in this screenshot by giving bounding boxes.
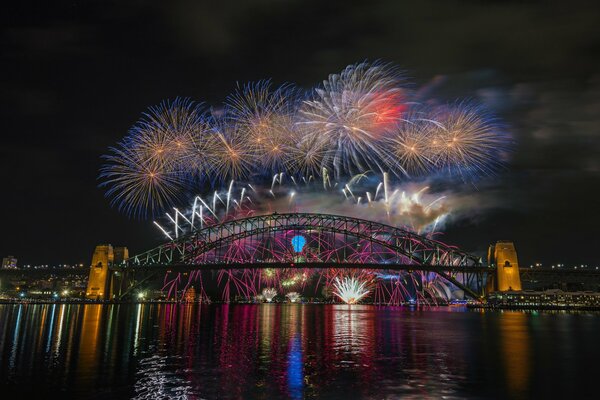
[0,304,598,399]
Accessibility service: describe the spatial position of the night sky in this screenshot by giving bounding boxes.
[2,0,599,266]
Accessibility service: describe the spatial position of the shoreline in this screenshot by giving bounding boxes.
[3,299,600,311]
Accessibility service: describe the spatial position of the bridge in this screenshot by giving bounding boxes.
[87,212,495,301]
[1,212,595,301]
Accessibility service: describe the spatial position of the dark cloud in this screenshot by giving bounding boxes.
[1,0,599,265]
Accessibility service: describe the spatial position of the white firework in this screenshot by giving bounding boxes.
[286,292,301,303]
[297,61,408,177]
[332,276,370,304]
[262,287,278,302]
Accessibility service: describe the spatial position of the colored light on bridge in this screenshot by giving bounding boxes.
[291,235,306,253]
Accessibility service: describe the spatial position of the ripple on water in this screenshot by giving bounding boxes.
[133,354,194,400]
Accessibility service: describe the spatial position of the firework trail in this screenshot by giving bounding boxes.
[154,173,450,240]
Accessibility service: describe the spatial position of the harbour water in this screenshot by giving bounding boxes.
[0,303,598,399]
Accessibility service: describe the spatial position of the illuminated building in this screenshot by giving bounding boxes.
[488,289,600,309]
[1,255,17,269]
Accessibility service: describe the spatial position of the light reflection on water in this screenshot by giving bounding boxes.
[0,303,599,399]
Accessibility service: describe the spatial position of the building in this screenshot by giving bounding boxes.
[488,289,600,309]
[1,256,17,269]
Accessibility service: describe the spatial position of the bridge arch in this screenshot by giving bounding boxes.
[128,212,482,268]
[115,213,488,299]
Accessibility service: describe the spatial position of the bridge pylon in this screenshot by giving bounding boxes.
[85,244,128,300]
[487,241,522,292]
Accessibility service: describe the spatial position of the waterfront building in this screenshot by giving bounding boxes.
[1,256,17,269]
[488,289,600,309]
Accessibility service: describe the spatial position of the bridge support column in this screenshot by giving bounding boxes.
[85,245,128,301]
[488,241,522,292]
[86,245,114,301]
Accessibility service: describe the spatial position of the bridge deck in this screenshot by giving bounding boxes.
[113,262,491,273]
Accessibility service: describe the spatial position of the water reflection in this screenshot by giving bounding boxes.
[77,304,102,385]
[287,334,304,399]
[498,312,531,398]
[0,304,599,399]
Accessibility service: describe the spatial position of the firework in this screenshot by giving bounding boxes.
[332,276,371,304]
[100,140,188,219]
[286,292,301,303]
[205,117,255,182]
[262,287,278,302]
[385,113,437,177]
[427,102,508,179]
[226,81,301,174]
[287,131,328,178]
[153,173,449,240]
[122,98,214,179]
[100,98,209,218]
[297,61,407,176]
[100,61,511,221]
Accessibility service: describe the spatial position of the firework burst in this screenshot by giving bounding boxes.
[205,117,255,182]
[128,98,211,172]
[286,292,301,303]
[333,276,371,304]
[226,81,301,174]
[427,102,508,179]
[262,287,278,302]
[100,140,188,218]
[386,113,437,177]
[100,98,210,218]
[298,61,408,176]
[100,61,512,220]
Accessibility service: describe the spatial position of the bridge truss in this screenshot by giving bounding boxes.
[117,213,490,300]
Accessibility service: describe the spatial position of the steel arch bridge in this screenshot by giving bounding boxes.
[116,213,489,299]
